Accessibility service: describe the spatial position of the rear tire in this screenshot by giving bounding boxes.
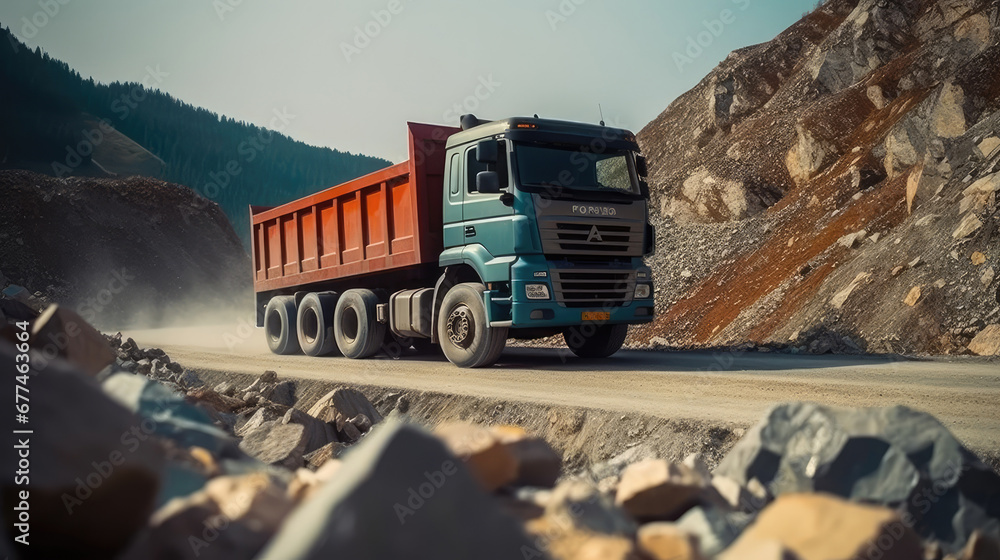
[437,282,507,368]
[334,289,385,359]
[563,324,628,358]
[297,292,340,357]
[264,296,301,355]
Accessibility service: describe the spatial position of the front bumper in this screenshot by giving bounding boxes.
[488,255,655,328]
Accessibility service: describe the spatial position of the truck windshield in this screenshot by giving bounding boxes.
[514,143,639,197]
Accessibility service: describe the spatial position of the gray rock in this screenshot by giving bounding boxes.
[283,408,340,454]
[545,478,635,535]
[303,441,348,469]
[714,402,1000,553]
[675,506,754,557]
[307,387,383,430]
[0,345,164,559]
[236,407,280,437]
[256,421,538,560]
[102,372,237,457]
[214,381,235,396]
[238,420,307,470]
[177,370,203,389]
[265,379,296,407]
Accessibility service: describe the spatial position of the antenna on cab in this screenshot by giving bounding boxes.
[598,104,605,127]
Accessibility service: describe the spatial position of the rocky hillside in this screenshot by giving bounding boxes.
[635,0,1000,355]
[0,170,250,327]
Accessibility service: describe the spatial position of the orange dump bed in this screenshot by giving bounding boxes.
[250,122,458,294]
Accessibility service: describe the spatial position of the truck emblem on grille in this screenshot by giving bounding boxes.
[587,225,603,243]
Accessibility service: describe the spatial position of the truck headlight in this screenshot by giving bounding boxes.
[634,283,652,299]
[525,283,551,300]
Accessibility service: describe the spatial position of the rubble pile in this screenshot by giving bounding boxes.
[2,306,998,559]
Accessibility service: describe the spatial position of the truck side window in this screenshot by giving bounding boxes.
[449,153,460,196]
[467,148,488,193]
[467,140,508,194]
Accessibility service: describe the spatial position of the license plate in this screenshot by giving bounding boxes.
[581,311,610,322]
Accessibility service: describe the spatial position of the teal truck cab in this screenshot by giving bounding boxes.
[252,115,655,368]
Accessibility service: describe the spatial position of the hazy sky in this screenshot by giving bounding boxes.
[2,0,819,162]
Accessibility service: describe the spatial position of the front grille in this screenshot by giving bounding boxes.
[538,220,644,256]
[552,268,635,308]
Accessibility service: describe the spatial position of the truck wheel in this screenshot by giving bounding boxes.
[264,296,301,355]
[297,292,340,357]
[334,289,386,359]
[437,283,507,368]
[563,324,629,358]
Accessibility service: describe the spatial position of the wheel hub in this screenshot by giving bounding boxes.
[446,305,474,348]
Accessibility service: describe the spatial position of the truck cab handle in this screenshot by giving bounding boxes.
[464,226,476,237]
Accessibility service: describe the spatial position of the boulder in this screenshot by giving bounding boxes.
[675,506,754,557]
[637,522,706,560]
[434,422,518,492]
[714,403,1000,553]
[721,493,922,560]
[31,304,115,376]
[491,425,562,487]
[132,472,294,560]
[544,478,635,535]
[287,459,343,502]
[256,421,538,560]
[283,408,339,454]
[307,387,383,430]
[263,379,296,407]
[102,372,238,457]
[0,343,164,559]
[303,441,347,469]
[615,459,705,521]
[187,387,245,413]
[968,325,1000,356]
[238,421,307,470]
[235,407,280,437]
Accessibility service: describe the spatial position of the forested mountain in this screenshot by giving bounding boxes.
[0,24,391,246]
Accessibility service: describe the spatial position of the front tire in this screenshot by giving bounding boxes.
[563,323,628,358]
[334,289,385,359]
[264,296,301,355]
[297,292,339,357]
[437,283,507,368]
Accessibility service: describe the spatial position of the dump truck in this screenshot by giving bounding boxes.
[250,115,655,368]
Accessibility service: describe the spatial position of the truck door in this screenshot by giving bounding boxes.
[462,140,515,255]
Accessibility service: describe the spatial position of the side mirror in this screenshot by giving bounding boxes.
[639,180,650,199]
[476,171,501,194]
[476,140,498,164]
[635,155,648,178]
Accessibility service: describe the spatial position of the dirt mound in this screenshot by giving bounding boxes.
[0,169,250,328]
[635,0,1000,354]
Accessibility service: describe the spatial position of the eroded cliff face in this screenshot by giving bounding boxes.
[636,0,1000,354]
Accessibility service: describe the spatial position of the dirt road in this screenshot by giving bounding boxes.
[131,326,1000,457]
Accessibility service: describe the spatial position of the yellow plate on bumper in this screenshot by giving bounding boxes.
[581,311,610,322]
